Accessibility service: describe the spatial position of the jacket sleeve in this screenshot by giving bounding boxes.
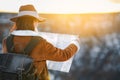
[43,39,78,61]
[2,38,7,53]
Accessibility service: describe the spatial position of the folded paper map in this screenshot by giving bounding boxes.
[38,32,79,72]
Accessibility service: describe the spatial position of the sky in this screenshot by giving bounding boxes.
[0,0,120,14]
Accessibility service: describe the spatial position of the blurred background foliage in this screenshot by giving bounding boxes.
[0,12,120,80]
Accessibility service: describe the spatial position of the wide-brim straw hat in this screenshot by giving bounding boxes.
[10,4,46,22]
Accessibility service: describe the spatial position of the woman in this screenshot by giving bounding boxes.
[2,4,80,80]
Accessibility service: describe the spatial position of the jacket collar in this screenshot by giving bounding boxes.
[11,30,40,36]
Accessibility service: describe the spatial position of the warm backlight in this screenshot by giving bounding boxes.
[0,0,120,14]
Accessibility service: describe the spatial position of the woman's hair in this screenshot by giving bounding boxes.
[16,16,37,31]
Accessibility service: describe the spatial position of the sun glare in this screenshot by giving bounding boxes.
[0,0,120,14]
[38,0,120,14]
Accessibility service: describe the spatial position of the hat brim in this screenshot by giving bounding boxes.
[10,15,46,22]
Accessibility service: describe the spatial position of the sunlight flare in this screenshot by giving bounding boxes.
[0,0,120,14]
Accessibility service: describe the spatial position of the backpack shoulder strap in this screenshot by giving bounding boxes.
[23,36,42,55]
[6,35,14,52]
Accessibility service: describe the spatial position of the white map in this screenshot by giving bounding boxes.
[38,32,79,72]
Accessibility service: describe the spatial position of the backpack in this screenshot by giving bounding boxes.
[0,35,42,80]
